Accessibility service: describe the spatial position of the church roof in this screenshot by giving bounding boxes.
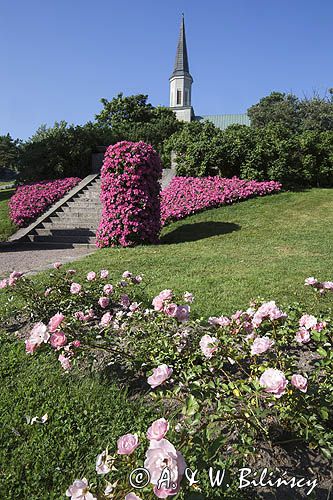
[196,114,251,130]
[171,15,192,80]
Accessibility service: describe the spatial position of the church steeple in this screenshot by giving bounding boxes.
[169,14,194,122]
[171,14,192,79]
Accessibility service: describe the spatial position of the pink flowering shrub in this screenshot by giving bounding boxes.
[96,141,162,247]
[9,177,81,227]
[1,269,332,498]
[161,176,281,225]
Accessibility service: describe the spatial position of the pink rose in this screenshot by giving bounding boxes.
[295,328,311,344]
[251,337,275,355]
[117,433,139,455]
[103,284,114,295]
[25,339,38,354]
[28,322,50,346]
[0,279,8,289]
[183,291,194,303]
[129,302,140,312]
[291,374,308,393]
[125,493,142,500]
[147,418,169,441]
[144,439,186,494]
[314,321,326,332]
[96,450,111,475]
[133,275,143,284]
[252,301,287,327]
[65,478,95,500]
[100,269,109,279]
[259,368,288,398]
[121,294,131,308]
[208,316,230,327]
[147,364,173,389]
[87,271,96,281]
[58,354,72,371]
[164,303,178,317]
[199,334,219,358]
[50,331,67,349]
[299,314,317,330]
[72,340,81,348]
[48,312,65,333]
[152,295,164,311]
[70,282,82,294]
[323,281,333,290]
[159,289,173,301]
[176,305,190,322]
[98,297,110,309]
[53,262,62,269]
[100,312,112,327]
[122,271,132,278]
[304,277,318,286]
[8,272,23,286]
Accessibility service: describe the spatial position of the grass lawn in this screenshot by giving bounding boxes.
[59,188,333,317]
[0,188,332,499]
[0,188,16,241]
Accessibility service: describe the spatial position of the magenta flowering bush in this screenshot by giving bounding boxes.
[161,176,282,226]
[1,269,332,498]
[96,141,162,247]
[9,177,81,227]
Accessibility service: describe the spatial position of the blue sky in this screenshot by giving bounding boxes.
[1,0,332,139]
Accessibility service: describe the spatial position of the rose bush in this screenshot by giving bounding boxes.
[9,177,81,227]
[1,270,332,498]
[96,141,162,247]
[160,176,282,226]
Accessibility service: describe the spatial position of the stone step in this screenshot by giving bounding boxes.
[56,210,101,218]
[65,201,101,209]
[34,228,96,237]
[28,234,97,244]
[42,221,99,230]
[49,216,100,226]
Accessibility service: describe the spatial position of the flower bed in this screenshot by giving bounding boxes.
[9,177,81,227]
[96,141,162,248]
[1,268,332,498]
[161,176,282,226]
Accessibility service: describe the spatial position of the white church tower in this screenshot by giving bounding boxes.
[169,14,194,122]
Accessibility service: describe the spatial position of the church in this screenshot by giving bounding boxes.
[169,15,250,129]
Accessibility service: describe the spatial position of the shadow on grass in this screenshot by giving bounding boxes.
[161,221,241,244]
[0,189,14,203]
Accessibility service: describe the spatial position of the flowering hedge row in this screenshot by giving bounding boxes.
[1,268,332,498]
[96,141,162,248]
[9,178,81,227]
[161,176,282,226]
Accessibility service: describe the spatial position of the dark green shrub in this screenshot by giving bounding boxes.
[17,122,117,182]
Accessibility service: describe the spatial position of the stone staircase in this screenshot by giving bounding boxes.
[10,176,102,249]
[8,167,175,249]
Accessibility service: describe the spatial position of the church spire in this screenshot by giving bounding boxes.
[171,14,192,79]
[169,14,194,122]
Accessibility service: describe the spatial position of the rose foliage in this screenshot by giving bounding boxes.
[96,141,162,248]
[1,268,332,498]
[9,177,81,227]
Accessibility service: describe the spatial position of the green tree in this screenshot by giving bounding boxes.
[0,134,19,175]
[165,121,226,176]
[299,94,333,131]
[95,93,153,127]
[95,93,181,166]
[248,92,301,130]
[18,122,116,182]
